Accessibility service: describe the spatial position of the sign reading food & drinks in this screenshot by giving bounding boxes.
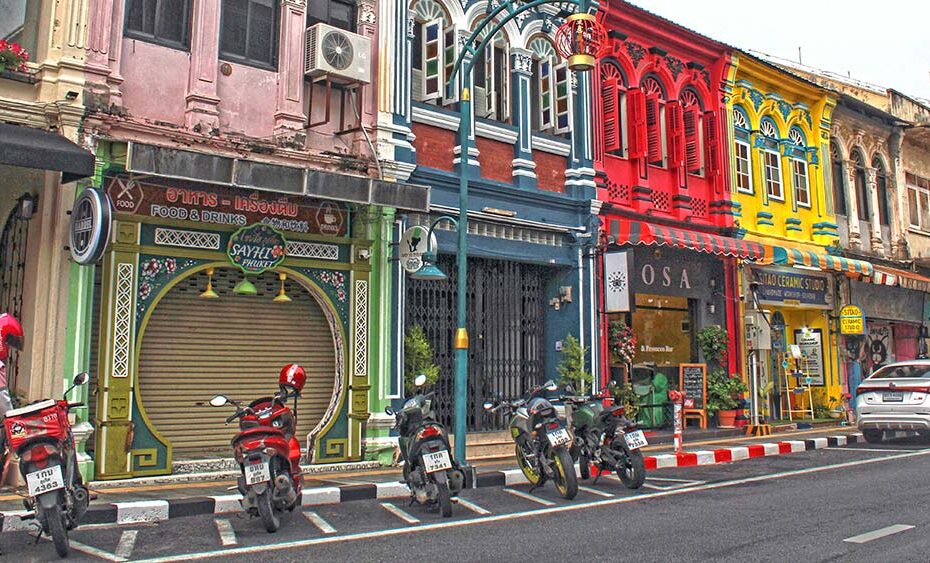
[227,224,287,274]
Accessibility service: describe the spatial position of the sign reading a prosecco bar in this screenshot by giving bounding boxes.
[227,223,287,274]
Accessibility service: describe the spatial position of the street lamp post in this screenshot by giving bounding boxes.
[434,1,605,465]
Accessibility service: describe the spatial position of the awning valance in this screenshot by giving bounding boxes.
[762,245,874,276]
[0,123,95,183]
[869,265,930,293]
[612,221,765,260]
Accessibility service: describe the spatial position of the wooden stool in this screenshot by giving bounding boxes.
[683,410,707,429]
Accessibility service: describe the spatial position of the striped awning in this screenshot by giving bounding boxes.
[870,265,930,293]
[611,221,765,260]
[760,245,874,276]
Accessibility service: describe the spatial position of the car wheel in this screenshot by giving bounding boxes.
[863,429,884,444]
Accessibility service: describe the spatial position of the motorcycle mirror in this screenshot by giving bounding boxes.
[414,374,428,387]
[73,372,90,386]
[545,381,558,392]
[385,406,395,416]
[482,401,494,411]
[209,395,229,408]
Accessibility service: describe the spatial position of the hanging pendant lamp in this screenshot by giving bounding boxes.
[199,268,219,299]
[233,274,258,296]
[273,272,292,303]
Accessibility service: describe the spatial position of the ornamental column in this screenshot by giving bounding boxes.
[274,0,309,136]
[845,163,863,249]
[510,48,537,190]
[184,0,222,131]
[866,167,884,255]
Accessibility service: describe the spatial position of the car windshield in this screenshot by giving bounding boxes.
[868,364,930,380]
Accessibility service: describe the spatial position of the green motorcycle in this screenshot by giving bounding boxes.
[565,395,647,489]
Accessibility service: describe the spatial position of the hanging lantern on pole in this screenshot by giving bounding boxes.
[555,13,607,72]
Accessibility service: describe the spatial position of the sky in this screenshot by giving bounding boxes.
[629,0,930,101]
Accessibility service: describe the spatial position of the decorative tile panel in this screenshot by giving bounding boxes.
[286,241,340,261]
[353,279,369,377]
[154,228,220,250]
[112,263,134,379]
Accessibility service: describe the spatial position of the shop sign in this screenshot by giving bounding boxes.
[630,246,721,302]
[399,226,437,274]
[69,188,114,265]
[104,176,348,236]
[792,329,825,385]
[227,224,287,274]
[605,250,632,312]
[750,267,832,309]
[840,305,865,335]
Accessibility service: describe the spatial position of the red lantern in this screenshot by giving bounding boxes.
[555,13,607,72]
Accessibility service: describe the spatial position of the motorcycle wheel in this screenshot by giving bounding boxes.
[515,444,541,486]
[257,490,281,533]
[44,503,70,558]
[552,448,578,500]
[437,481,453,518]
[615,447,646,490]
[578,454,591,480]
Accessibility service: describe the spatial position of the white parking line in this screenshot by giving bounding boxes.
[455,497,491,515]
[831,447,921,453]
[844,524,915,544]
[214,519,237,546]
[115,530,139,559]
[304,511,337,534]
[578,486,613,498]
[68,540,124,562]
[380,502,421,524]
[502,488,555,506]
[646,477,702,483]
[642,480,706,491]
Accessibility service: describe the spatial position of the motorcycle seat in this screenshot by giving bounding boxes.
[231,426,286,446]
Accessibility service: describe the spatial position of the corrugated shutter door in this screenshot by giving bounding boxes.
[138,268,337,457]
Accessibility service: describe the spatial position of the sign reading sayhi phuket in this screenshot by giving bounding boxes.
[227,224,287,274]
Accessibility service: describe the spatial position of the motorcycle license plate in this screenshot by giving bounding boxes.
[26,465,64,497]
[624,430,648,450]
[547,428,572,447]
[244,461,271,485]
[422,450,452,474]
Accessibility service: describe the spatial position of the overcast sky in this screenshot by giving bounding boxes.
[629,0,930,101]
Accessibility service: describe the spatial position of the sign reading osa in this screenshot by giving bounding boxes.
[227,223,287,274]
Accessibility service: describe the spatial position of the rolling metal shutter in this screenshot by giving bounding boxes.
[138,268,337,457]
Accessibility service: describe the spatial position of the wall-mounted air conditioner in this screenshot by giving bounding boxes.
[305,23,371,85]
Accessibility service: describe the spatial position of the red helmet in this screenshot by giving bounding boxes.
[279,364,306,394]
[0,314,24,361]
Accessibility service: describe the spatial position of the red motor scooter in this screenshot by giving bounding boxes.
[208,364,306,532]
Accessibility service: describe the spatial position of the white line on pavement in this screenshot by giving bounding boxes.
[380,502,420,524]
[130,448,930,563]
[643,480,707,491]
[830,447,921,453]
[502,488,555,506]
[304,511,338,534]
[578,486,613,498]
[115,530,139,559]
[646,477,702,483]
[69,540,125,562]
[844,524,915,544]
[214,518,237,546]
[455,498,491,515]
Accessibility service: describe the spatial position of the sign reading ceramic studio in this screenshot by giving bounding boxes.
[400,225,437,274]
[840,305,866,335]
[227,224,287,274]
[69,187,114,265]
[750,267,832,309]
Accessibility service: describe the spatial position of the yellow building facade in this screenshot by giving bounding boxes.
[726,53,856,419]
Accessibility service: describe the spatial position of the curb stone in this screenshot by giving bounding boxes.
[0,433,865,531]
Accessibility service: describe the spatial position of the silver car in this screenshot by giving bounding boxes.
[856,360,930,443]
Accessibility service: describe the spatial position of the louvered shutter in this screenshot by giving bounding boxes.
[138,269,338,456]
[684,107,700,173]
[666,100,684,169]
[645,94,662,165]
[627,88,647,159]
[602,78,621,153]
[704,110,721,175]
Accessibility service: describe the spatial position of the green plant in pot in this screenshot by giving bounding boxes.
[608,381,640,420]
[403,325,440,394]
[707,371,747,428]
[557,334,593,395]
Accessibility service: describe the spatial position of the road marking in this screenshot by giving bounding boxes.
[844,524,915,544]
[831,447,921,453]
[642,478,706,491]
[502,488,555,506]
[130,448,930,563]
[115,530,139,558]
[214,518,237,546]
[455,497,491,515]
[646,477,701,483]
[380,502,420,524]
[578,485,613,498]
[69,540,125,562]
[304,511,337,534]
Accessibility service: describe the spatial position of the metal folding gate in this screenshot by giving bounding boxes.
[0,206,29,392]
[405,255,547,431]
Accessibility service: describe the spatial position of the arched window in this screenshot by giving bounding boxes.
[831,141,847,215]
[529,37,569,134]
[788,127,810,208]
[759,118,783,201]
[600,61,627,156]
[873,156,890,226]
[678,89,703,175]
[733,107,753,194]
[642,77,666,167]
[411,0,455,105]
[471,22,509,122]
[851,150,869,221]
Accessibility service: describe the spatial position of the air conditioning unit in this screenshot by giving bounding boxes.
[305,23,371,85]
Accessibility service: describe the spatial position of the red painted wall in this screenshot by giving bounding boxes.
[476,137,513,183]
[412,123,455,172]
[535,151,567,193]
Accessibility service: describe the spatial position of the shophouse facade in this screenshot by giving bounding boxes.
[80,0,428,479]
[376,0,599,436]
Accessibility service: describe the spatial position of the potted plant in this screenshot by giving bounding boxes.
[608,321,636,365]
[707,371,747,428]
[607,380,640,420]
[403,325,439,394]
[0,40,29,74]
[557,334,593,395]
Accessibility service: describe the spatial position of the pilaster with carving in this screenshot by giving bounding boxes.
[185,0,222,131]
[511,48,536,189]
[845,164,862,248]
[274,0,309,136]
[865,167,884,254]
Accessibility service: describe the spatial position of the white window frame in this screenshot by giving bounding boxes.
[792,158,810,208]
[735,140,753,194]
[909,175,930,231]
[764,150,783,201]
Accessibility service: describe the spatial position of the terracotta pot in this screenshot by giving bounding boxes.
[716,409,738,428]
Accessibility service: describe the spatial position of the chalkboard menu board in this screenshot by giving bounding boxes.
[679,364,707,410]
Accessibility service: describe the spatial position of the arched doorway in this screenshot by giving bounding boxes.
[0,202,30,393]
[137,267,338,457]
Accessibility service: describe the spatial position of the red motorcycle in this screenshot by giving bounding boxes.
[208,364,306,532]
[2,373,91,557]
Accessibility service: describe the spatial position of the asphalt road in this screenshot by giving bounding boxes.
[2,437,929,562]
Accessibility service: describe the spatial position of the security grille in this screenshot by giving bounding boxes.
[0,207,29,395]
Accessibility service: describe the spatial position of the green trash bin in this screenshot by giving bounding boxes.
[631,364,668,428]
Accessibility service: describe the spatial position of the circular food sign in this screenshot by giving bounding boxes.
[69,188,113,265]
[227,223,288,274]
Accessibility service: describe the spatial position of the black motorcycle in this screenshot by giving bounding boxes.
[386,374,466,517]
[484,381,578,500]
[564,393,647,489]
